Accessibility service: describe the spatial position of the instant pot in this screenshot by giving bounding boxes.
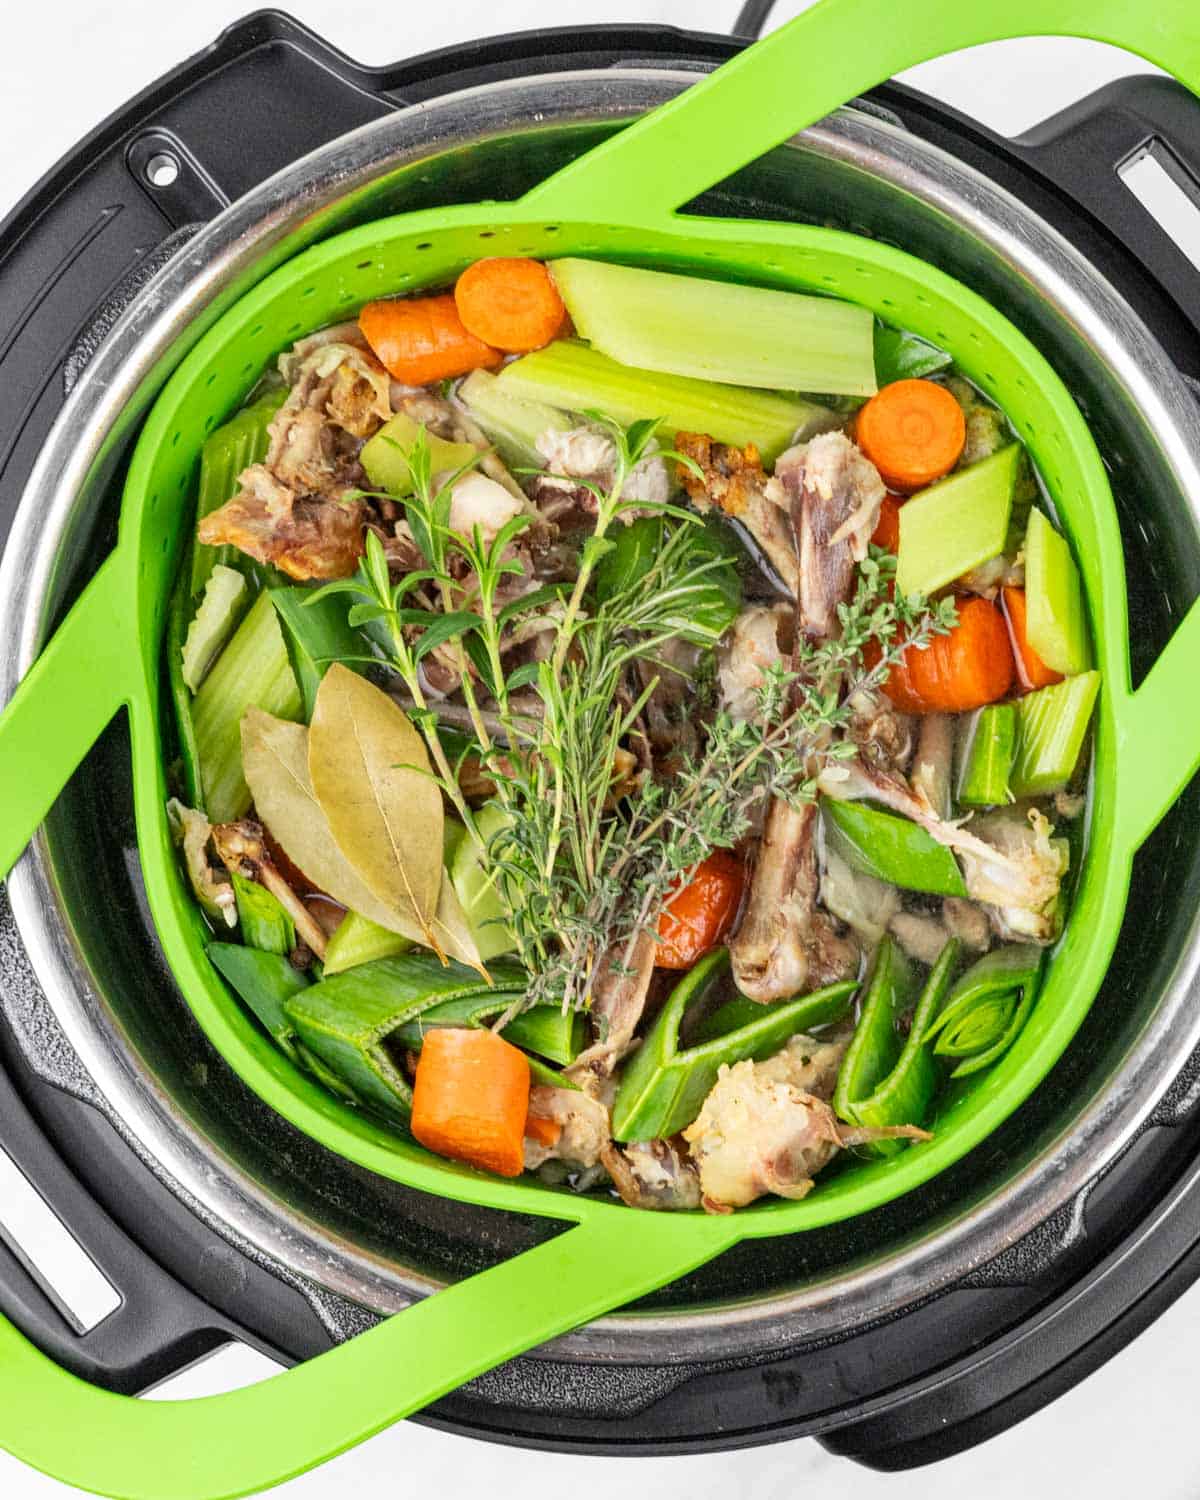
[3,6,1200,1471]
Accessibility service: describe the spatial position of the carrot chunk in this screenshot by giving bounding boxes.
[411,1027,530,1178]
[359,294,502,385]
[876,596,1014,714]
[655,850,746,970]
[455,257,566,353]
[1002,585,1063,691]
[871,493,904,553]
[523,1112,563,1148]
[856,379,966,493]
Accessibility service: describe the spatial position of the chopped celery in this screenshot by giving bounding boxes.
[956,703,1016,808]
[498,341,832,465]
[269,585,369,720]
[181,564,248,692]
[873,324,952,386]
[548,259,877,397]
[192,389,287,598]
[323,910,411,976]
[1024,508,1091,675]
[895,443,1021,599]
[823,799,967,898]
[360,411,477,496]
[449,802,516,960]
[230,871,295,956]
[166,547,203,809]
[207,941,309,1063]
[1010,670,1100,796]
[192,592,302,822]
[457,368,569,470]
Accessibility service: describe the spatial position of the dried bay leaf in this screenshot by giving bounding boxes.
[308,665,444,939]
[240,707,483,971]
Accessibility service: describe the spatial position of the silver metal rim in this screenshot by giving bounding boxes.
[4,68,1200,1364]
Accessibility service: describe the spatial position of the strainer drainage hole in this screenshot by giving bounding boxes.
[145,152,180,188]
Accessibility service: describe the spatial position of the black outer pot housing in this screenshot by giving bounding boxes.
[2,13,1200,1469]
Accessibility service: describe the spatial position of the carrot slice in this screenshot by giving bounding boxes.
[524,1113,562,1148]
[359,294,502,385]
[655,849,746,970]
[410,1027,530,1178]
[455,258,566,353]
[876,596,1014,714]
[1002,585,1063,691]
[871,493,904,553]
[856,379,966,493]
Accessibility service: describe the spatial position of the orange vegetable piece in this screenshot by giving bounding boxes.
[358,294,502,385]
[871,493,904,553]
[523,1113,562,1149]
[856,379,966,493]
[410,1027,530,1178]
[1001,585,1063,691]
[875,596,1014,714]
[655,850,746,970]
[455,257,566,353]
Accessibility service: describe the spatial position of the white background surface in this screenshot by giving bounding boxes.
[0,2,1197,1496]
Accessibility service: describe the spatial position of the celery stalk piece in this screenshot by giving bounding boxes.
[269,586,369,720]
[457,368,569,471]
[1024,507,1092,675]
[230,870,296,956]
[360,411,478,496]
[181,564,249,692]
[956,703,1017,808]
[449,802,517,960]
[192,389,287,598]
[895,443,1021,599]
[548,259,877,397]
[192,592,303,823]
[323,910,411,976]
[1010,670,1100,796]
[823,799,968,898]
[498,341,833,465]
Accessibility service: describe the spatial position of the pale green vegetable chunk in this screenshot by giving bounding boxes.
[181,564,248,693]
[1010,671,1100,796]
[896,443,1020,599]
[458,368,569,470]
[360,411,477,496]
[549,258,877,397]
[449,803,516,960]
[323,910,411,976]
[1024,507,1092,675]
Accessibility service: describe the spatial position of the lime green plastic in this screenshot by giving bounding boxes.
[1,3,1200,1495]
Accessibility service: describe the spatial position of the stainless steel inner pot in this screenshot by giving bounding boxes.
[4,68,1200,1365]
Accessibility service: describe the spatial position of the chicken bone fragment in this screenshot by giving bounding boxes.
[210,818,329,959]
[601,1138,702,1211]
[167,800,236,928]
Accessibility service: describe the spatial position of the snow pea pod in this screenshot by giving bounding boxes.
[824,798,968,897]
[835,936,960,1153]
[926,943,1043,1078]
[612,947,855,1143]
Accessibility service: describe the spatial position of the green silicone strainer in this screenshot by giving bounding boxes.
[2,2,1200,1495]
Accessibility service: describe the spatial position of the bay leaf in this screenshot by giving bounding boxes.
[308,664,444,936]
[240,707,482,971]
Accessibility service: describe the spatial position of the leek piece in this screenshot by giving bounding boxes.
[192,389,287,598]
[503,1006,586,1066]
[269,585,370,720]
[837,938,960,1147]
[284,954,525,1122]
[208,942,309,1063]
[192,591,303,823]
[181,564,249,692]
[323,910,411,976]
[548,259,877,398]
[498,341,831,465]
[1024,507,1092,674]
[873,323,952,386]
[823,799,967,898]
[457,368,569,470]
[832,936,918,1154]
[955,703,1017,808]
[230,871,295,956]
[611,948,855,1142]
[165,547,203,809]
[895,443,1021,599]
[1010,670,1100,796]
[449,802,517,961]
[925,944,1043,1078]
[360,411,478,496]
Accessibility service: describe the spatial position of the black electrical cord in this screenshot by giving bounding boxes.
[731,0,778,37]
